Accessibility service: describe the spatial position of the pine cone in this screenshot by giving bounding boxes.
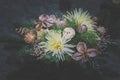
[32,41,46,59]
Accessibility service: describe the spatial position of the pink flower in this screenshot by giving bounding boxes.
[35,14,56,30]
[56,18,67,27]
[72,52,82,61]
[72,42,97,62]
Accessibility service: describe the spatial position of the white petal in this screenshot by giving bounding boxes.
[64,44,75,48]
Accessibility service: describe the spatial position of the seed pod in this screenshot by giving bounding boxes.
[78,24,87,33]
[16,27,30,36]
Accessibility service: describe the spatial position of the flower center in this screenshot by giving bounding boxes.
[53,41,62,50]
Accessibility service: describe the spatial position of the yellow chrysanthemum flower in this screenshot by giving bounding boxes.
[40,30,75,61]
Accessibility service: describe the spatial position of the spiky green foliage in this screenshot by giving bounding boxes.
[80,30,100,46]
[64,8,93,28]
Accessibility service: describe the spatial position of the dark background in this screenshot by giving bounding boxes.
[0,0,120,80]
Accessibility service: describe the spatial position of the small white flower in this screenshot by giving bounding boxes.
[63,27,75,40]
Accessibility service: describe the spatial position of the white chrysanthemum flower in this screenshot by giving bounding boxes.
[64,8,93,30]
[40,30,75,61]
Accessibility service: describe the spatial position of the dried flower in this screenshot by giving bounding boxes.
[56,18,67,27]
[35,14,56,30]
[72,42,97,62]
[72,52,82,61]
[24,31,37,43]
[92,17,98,25]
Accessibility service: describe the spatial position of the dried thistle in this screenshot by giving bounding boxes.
[24,31,37,44]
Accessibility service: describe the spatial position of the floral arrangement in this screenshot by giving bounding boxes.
[16,8,110,63]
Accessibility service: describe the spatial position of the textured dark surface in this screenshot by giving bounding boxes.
[0,0,120,80]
